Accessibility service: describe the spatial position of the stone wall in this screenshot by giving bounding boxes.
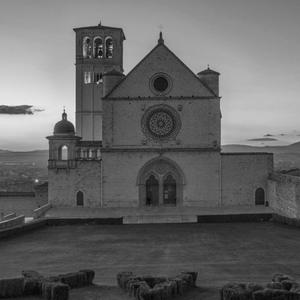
[33,183,48,207]
[0,215,25,230]
[221,153,273,206]
[48,160,101,207]
[0,193,41,217]
[268,173,300,219]
[103,98,220,149]
[102,44,221,150]
[102,150,221,208]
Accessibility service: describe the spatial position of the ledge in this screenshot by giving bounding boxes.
[221,152,273,156]
[103,96,220,101]
[101,147,221,153]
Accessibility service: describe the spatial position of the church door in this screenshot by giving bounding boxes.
[255,188,265,205]
[146,175,159,206]
[76,191,84,206]
[163,175,176,206]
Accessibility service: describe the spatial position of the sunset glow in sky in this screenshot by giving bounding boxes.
[0,0,300,150]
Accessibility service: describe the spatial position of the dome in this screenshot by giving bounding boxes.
[53,110,75,135]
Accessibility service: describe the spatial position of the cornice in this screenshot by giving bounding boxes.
[221,152,273,156]
[101,147,220,153]
[103,96,220,101]
[76,110,103,114]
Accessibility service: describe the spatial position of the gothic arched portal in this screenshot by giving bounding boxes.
[137,157,184,207]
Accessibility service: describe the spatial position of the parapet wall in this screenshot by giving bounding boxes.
[0,192,47,217]
[268,173,300,219]
[221,153,273,206]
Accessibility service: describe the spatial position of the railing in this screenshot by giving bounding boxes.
[76,148,101,160]
[33,203,52,219]
[0,215,25,230]
[3,212,16,221]
[48,160,77,169]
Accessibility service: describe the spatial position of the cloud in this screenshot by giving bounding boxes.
[0,105,44,115]
[247,138,278,141]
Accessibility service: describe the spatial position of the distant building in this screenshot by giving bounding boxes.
[46,23,273,210]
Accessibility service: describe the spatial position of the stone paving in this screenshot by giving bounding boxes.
[0,222,299,287]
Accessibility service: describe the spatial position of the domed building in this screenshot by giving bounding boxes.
[46,23,273,220]
[53,110,75,136]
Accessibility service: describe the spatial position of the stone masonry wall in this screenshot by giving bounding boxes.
[0,195,41,217]
[48,160,101,207]
[268,173,300,219]
[101,150,221,208]
[221,153,273,206]
[103,98,220,149]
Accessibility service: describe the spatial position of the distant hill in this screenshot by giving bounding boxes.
[222,141,300,153]
[0,142,299,171]
[0,149,48,168]
[222,142,300,170]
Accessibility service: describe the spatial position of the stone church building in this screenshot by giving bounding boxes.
[47,23,273,211]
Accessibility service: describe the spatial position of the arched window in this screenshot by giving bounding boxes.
[93,37,103,58]
[96,149,101,159]
[146,175,159,206]
[105,37,113,58]
[84,71,92,84]
[163,175,176,206]
[94,73,103,84]
[88,149,93,159]
[255,188,265,205]
[76,191,84,206]
[82,36,92,58]
[80,149,85,159]
[58,145,68,160]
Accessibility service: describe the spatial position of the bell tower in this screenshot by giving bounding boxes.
[73,22,125,141]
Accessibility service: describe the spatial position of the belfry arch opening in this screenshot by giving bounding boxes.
[93,37,103,58]
[137,157,184,207]
[105,37,113,58]
[82,36,92,58]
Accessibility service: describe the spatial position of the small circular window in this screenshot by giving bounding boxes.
[153,76,169,92]
[150,73,172,95]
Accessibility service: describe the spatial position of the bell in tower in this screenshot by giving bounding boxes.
[73,22,125,141]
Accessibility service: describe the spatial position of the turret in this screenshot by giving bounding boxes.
[47,110,81,168]
[197,67,220,96]
[103,69,125,97]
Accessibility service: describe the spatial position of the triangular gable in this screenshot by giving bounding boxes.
[106,43,216,99]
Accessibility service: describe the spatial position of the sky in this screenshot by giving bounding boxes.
[0,0,300,150]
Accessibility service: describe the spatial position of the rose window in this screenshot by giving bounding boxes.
[147,110,175,137]
[142,105,181,141]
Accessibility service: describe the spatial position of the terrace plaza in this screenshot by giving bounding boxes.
[0,223,299,287]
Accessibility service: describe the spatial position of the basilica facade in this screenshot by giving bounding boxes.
[47,23,273,210]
